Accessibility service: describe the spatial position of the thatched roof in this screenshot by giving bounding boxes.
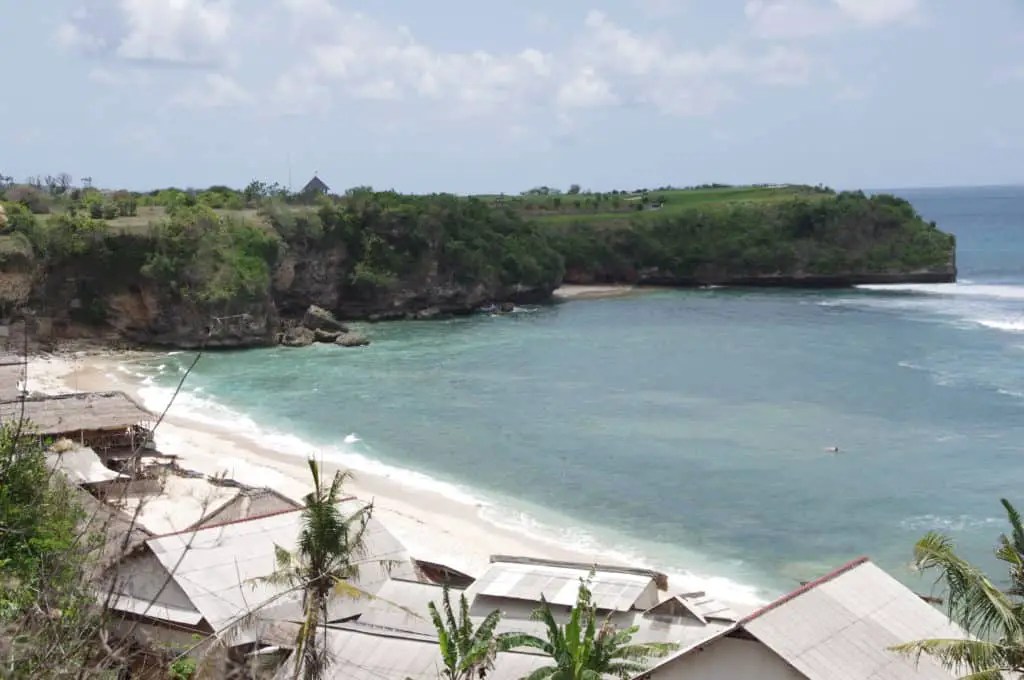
[0,391,154,435]
[69,485,152,578]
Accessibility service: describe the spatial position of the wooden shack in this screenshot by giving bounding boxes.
[0,391,155,453]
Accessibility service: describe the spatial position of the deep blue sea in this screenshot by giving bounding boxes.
[130,185,1024,603]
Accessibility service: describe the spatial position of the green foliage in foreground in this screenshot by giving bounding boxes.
[499,574,679,679]
[0,426,106,678]
[429,585,508,680]
[891,498,1024,678]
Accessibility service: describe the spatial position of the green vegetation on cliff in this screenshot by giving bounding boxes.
[0,176,956,345]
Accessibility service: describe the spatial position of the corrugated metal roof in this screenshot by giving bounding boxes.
[0,391,153,434]
[467,558,656,612]
[275,624,551,680]
[645,558,964,680]
[46,446,125,484]
[144,499,417,637]
[742,559,965,680]
[0,364,25,401]
[356,578,732,653]
[0,352,23,366]
[108,594,204,626]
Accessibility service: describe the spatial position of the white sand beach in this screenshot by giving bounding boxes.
[22,352,764,609]
[552,284,640,300]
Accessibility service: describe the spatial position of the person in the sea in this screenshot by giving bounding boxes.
[826,446,840,453]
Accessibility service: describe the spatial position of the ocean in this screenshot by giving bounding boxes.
[129,185,1024,603]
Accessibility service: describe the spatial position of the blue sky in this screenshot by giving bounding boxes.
[3,0,1023,193]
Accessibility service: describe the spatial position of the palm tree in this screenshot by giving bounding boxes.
[890,498,1024,678]
[500,575,678,680]
[258,458,393,680]
[428,584,506,679]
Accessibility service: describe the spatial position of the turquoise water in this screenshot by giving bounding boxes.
[136,186,1024,601]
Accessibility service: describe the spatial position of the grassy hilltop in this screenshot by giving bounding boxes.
[0,176,956,346]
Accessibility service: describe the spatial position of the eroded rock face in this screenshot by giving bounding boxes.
[302,305,348,333]
[104,289,280,349]
[280,326,315,347]
[335,332,369,347]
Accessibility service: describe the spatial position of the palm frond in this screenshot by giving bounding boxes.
[913,532,1024,641]
[889,638,1009,677]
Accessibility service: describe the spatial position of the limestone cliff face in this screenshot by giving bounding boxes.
[3,242,555,350]
[4,258,277,349]
[271,244,556,322]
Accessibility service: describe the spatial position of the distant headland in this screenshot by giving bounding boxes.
[0,174,956,350]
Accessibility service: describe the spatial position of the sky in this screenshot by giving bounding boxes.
[2,0,1023,194]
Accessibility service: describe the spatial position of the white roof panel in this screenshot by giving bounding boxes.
[742,559,965,680]
[281,625,555,680]
[47,446,125,484]
[146,499,416,637]
[108,594,204,626]
[470,559,654,612]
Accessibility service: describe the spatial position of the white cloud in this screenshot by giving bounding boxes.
[57,2,821,121]
[557,68,618,109]
[54,19,107,53]
[746,0,920,38]
[57,0,233,66]
[745,1,838,39]
[833,0,919,26]
[172,74,252,109]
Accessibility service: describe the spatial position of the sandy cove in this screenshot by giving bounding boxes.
[23,354,643,580]
[22,351,765,610]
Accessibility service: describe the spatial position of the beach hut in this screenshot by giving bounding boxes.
[0,391,155,454]
[635,557,967,680]
[104,498,417,649]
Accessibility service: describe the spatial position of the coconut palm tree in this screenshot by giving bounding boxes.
[429,584,506,679]
[500,575,678,680]
[890,498,1024,678]
[258,459,393,680]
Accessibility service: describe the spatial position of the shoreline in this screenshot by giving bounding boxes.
[22,350,767,610]
[552,284,643,300]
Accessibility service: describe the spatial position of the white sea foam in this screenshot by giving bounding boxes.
[130,367,768,606]
[857,282,1024,300]
[976,318,1024,333]
[899,514,1003,533]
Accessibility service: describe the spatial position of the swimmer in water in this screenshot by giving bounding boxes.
[826,446,840,453]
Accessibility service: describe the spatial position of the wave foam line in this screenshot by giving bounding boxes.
[132,377,768,606]
[857,283,1024,300]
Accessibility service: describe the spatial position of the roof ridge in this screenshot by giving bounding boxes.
[489,554,663,580]
[146,494,357,540]
[739,556,870,624]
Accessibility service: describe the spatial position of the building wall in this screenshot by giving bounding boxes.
[648,636,806,680]
[112,549,196,612]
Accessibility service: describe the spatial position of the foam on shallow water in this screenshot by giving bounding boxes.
[130,361,769,606]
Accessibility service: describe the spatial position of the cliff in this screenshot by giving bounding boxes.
[0,197,564,349]
[550,191,956,288]
[0,189,956,350]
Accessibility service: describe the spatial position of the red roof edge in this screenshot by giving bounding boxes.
[145,494,357,540]
[740,556,870,624]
